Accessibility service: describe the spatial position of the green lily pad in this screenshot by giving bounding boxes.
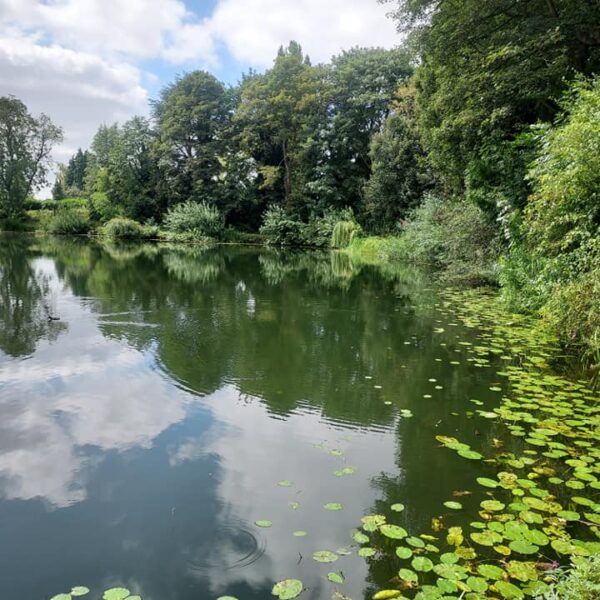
[278,480,294,487]
[380,525,408,539]
[493,580,524,599]
[398,568,418,583]
[293,531,307,537]
[255,520,273,528]
[477,564,505,580]
[71,588,90,597]
[466,576,488,594]
[477,477,499,488]
[470,530,502,546]
[103,589,130,600]
[508,540,538,555]
[313,551,338,563]
[480,500,505,512]
[327,572,344,584]
[395,546,413,559]
[373,591,402,600]
[391,503,405,512]
[443,501,462,510]
[411,557,434,572]
[358,547,377,557]
[324,503,343,511]
[272,579,303,600]
[458,449,483,460]
[50,595,71,600]
[353,531,369,544]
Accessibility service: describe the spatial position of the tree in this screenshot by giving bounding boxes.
[364,84,434,231]
[313,47,413,213]
[235,42,325,211]
[383,0,600,214]
[64,148,88,192]
[153,71,230,208]
[107,116,160,221]
[91,124,120,168]
[52,177,65,201]
[0,96,63,217]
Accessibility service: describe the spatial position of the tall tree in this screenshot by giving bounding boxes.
[153,71,230,208]
[314,47,413,213]
[0,96,63,217]
[235,42,325,211]
[382,0,600,213]
[64,148,88,192]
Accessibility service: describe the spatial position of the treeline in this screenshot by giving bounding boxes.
[52,43,419,235]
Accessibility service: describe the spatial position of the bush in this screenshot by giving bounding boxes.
[400,195,500,285]
[88,192,118,223]
[164,201,224,240]
[332,220,361,248]
[47,209,91,235]
[259,205,306,246]
[260,206,358,248]
[102,218,148,240]
[537,555,600,600]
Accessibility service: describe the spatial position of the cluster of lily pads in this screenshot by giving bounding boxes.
[51,587,140,600]
[358,290,599,600]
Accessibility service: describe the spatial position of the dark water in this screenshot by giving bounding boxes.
[0,235,506,600]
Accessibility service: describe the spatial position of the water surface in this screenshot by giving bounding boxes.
[0,236,508,600]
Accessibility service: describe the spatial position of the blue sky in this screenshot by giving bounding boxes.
[0,0,401,176]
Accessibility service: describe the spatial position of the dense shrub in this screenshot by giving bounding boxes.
[331,220,361,249]
[47,209,91,235]
[164,201,224,240]
[260,206,358,248]
[536,555,600,600]
[88,192,118,223]
[102,218,148,240]
[400,195,500,285]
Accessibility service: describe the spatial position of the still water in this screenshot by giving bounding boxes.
[0,235,507,600]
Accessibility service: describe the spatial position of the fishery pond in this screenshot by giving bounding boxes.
[0,235,598,600]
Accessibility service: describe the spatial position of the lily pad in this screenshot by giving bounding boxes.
[313,551,338,563]
[411,557,434,572]
[358,547,377,557]
[380,524,408,539]
[71,588,90,597]
[398,568,418,583]
[327,572,344,584]
[443,501,462,510]
[293,530,307,537]
[103,589,130,600]
[373,591,402,600]
[324,503,343,511]
[395,546,413,559]
[391,503,405,512]
[255,520,273,528]
[278,480,294,487]
[272,579,303,600]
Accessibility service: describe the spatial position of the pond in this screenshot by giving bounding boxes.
[0,235,598,600]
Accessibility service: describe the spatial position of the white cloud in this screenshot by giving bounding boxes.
[205,0,401,68]
[0,0,399,195]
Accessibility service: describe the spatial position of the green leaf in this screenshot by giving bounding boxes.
[278,480,294,487]
[508,540,539,555]
[411,557,434,572]
[493,580,524,599]
[324,503,343,511]
[103,589,131,600]
[396,546,413,559]
[443,501,462,510]
[71,588,90,597]
[50,595,71,600]
[313,551,338,563]
[391,503,405,512]
[398,568,418,583]
[373,591,402,599]
[358,547,377,557]
[380,524,408,539]
[466,576,488,594]
[293,530,307,537]
[477,477,499,488]
[272,579,303,600]
[255,520,273,528]
[327,572,344,584]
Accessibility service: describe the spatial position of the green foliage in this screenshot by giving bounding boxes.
[536,555,600,600]
[47,208,91,235]
[163,201,224,240]
[331,221,361,249]
[88,191,118,223]
[102,218,148,240]
[0,96,63,217]
[364,85,433,232]
[259,205,306,246]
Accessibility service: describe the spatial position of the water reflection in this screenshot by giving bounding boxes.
[0,236,502,600]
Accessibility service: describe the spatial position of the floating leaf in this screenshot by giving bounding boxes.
[327,573,344,585]
[71,588,90,597]
[103,589,130,600]
[373,591,402,599]
[272,579,303,600]
[278,480,294,487]
[255,520,273,528]
[458,449,483,460]
[443,501,462,510]
[217,597,238,600]
[480,500,505,512]
[508,540,538,555]
[324,503,343,511]
[358,547,377,558]
[466,576,488,594]
[405,536,425,548]
[289,502,300,510]
[362,515,386,531]
[391,503,405,513]
[395,546,412,559]
[353,531,370,544]
[493,580,524,599]
[293,531,307,537]
[411,557,434,572]
[446,527,463,547]
[477,477,499,488]
[50,595,71,600]
[380,525,408,539]
[470,530,502,546]
[398,569,418,583]
[313,551,338,563]
[477,564,505,580]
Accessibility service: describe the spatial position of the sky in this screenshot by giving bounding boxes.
[0,0,401,182]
